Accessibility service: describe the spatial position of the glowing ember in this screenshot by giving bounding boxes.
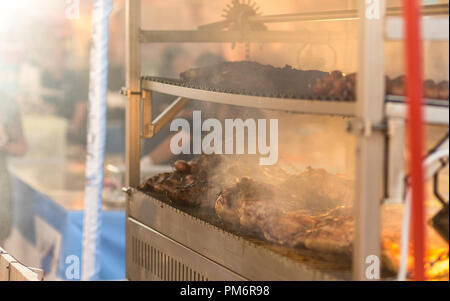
[425,249,449,280]
[383,240,449,281]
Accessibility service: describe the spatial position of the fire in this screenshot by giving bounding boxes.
[383,240,449,281]
[425,249,449,280]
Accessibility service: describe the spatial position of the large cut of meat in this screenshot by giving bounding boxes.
[139,155,223,207]
[180,61,328,98]
[215,177,354,255]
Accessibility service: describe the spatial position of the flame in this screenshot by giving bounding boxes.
[383,240,449,281]
[425,249,449,280]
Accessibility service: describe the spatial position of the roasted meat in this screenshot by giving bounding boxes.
[262,207,354,255]
[139,155,223,207]
[438,81,449,100]
[312,71,357,100]
[424,80,439,99]
[180,61,328,98]
[215,175,355,255]
[140,154,292,208]
[299,69,449,101]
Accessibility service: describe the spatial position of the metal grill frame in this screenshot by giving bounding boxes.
[127,218,245,281]
[124,0,449,281]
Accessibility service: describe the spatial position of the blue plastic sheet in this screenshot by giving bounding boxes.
[11,176,125,280]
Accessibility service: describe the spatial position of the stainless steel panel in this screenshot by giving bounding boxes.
[127,218,246,281]
[354,0,386,280]
[128,190,350,281]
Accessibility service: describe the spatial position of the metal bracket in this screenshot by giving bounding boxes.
[122,186,133,196]
[120,87,142,97]
[141,90,189,139]
[346,119,387,136]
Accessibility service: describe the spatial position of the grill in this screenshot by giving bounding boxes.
[123,0,449,281]
[127,190,351,281]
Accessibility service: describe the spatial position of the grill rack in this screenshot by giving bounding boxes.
[142,76,357,102]
[141,76,449,125]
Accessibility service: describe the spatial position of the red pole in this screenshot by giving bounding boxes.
[403,0,425,281]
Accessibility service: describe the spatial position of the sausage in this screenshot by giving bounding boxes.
[438,81,449,100]
[174,160,191,174]
[330,70,343,80]
[184,175,195,185]
[424,79,439,99]
[385,76,392,95]
[390,76,406,96]
[346,73,357,83]
[329,78,347,99]
[188,162,198,174]
[313,81,330,97]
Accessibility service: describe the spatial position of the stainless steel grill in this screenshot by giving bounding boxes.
[123,0,449,280]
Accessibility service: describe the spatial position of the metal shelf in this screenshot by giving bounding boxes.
[142,77,356,117]
[143,77,450,123]
[385,17,449,41]
[386,97,449,125]
[140,30,317,44]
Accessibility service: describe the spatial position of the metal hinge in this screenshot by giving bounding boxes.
[346,119,387,136]
[120,87,142,96]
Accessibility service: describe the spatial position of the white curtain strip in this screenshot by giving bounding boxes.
[82,0,113,281]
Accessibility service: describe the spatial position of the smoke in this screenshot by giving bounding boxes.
[203,140,355,213]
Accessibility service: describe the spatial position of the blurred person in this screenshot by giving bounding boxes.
[40,47,88,145]
[0,92,27,246]
[0,39,24,99]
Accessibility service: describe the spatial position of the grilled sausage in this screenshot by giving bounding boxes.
[438,81,449,100]
[424,79,439,99]
[174,160,191,174]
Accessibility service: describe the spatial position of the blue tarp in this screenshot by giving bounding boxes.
[11,176,125,280]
